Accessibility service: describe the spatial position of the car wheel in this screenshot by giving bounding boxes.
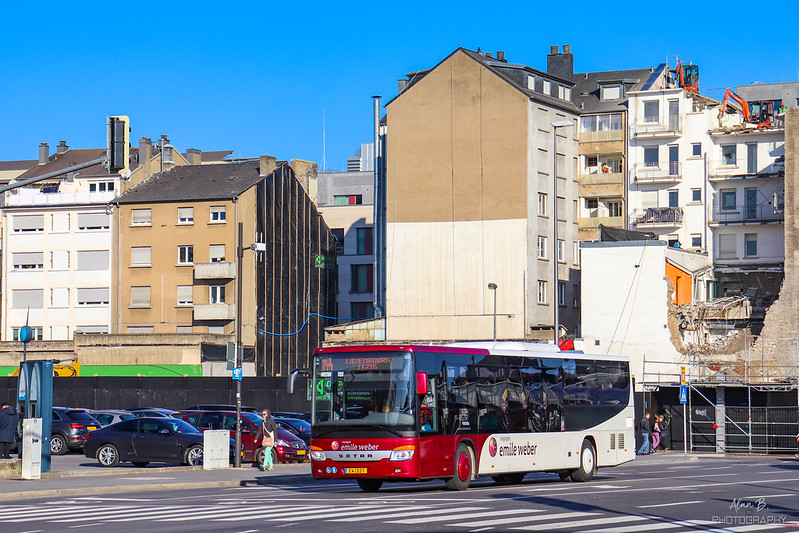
[272,448,279,465]
[570,439,596,482]
[50,434,68,455]
[97,444,120,467]
[132,461,149,467]
[445,443,474,491]
[255,447,265,465]
[184,445,203,466]
[357,479,383,492]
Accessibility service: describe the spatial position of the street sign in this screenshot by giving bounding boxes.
[680,366,686,385]
[679,384,688,404]
[232,367,243,381]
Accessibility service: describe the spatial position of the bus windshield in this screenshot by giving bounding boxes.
[313,351,415,432]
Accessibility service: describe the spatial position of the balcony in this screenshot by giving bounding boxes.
[578,129,624,144]
[710,203,784,225]
[578,216,625,230]
[632,162,682,183]
[193,303,234,321]
[194,261,235,280]
[631,116,682,137]
[579,171,624,197]
[708,158,784,180]
[632,207,683,227]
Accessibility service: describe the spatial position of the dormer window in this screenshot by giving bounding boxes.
[600,84,623,100]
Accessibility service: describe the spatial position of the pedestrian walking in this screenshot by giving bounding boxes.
[794,432,799,460]
[657,414,670,452]
[651,415,661,451]
[0,402,19,459]
[256,408,278,471]
[638,413,651,455]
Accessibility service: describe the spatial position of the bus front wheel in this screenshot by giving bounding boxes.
[446,444,474,490]
[357,479,383,492]
[570,439,596,482]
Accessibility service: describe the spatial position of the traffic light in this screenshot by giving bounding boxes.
[107,115,130,176]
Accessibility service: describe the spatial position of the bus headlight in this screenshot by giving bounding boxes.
[390,445,415,461]
[310,446,325,461]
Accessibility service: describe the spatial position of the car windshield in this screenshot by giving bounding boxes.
[313,351,415,429]
[163,419,202,434]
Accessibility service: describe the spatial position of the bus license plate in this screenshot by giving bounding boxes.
[345,467,367,474]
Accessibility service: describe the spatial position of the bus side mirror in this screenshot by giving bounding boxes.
[416,372,428,395]
[288,368,308,394]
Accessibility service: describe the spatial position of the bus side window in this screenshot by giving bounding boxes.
[420,379,436,432]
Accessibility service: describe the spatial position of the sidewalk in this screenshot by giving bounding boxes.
[0,457,311,501]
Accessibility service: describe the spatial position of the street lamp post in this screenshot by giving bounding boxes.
[551,120,573,346]
[488,283,497,341]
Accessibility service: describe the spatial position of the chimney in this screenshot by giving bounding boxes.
[38,142,49,165]
[290,159,319,205]
[550,45,558,54]
[547,44,574,80]
[397,79,408,93]
[486,52,493,58]
[258,155,277,178]
[139,137,153,178]
[56,140,69,153]
[497,50,505,62]
[186,148,202,165]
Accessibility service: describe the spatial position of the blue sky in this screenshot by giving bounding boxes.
[1,2,796,171]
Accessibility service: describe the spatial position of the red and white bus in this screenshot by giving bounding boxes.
[307,342,634,492]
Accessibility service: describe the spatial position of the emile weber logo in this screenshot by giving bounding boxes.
[488,436,537,458]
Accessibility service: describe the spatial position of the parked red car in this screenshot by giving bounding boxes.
[181,410,307,464]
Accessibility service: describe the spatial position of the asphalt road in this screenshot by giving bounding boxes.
[1,455,798,532]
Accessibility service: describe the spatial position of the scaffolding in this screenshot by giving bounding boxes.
[641,336,799,454]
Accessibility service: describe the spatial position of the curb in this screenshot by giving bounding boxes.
[2,479,245,502]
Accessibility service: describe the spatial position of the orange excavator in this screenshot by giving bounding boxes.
[719,88,773,128]
[675,60,699,92]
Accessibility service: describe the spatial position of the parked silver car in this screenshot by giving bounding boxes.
[87,409,135,427]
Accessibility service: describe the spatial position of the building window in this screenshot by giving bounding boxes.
[177,207,194,224]
[586,198,598,217]
[77,288,109,306]
[13,252,44,270]
[74,326,108,334]
[51,250,69,270]
[131,209,152,225]
[692,189,702,202]
[721,190,737,211]
[51,326,69,340]
[89,181,114,192]
[76,250,109,270]
[718,234,737,259]
[331,228,345,256]
[351,264,373,293]
[537,236,548,260]
[600,85,622,101]
[573,284,580,307]
[747,144,758,174]
[351,302,374,321]
[538,192,548,216]
[51,288,69,307]
[644,146,659,167]
[692,143,702,157]
[51,213,69,232]
[745,233,758,257]
[127,326,154,334]
[585,155,598,170]
[13,214,44,232]
[607,201,622,217]
[542,80,551,95]
[13,289,43,309]
[643,100,659,123]
[210,285,226,304]
[210,206,226,222]
[557,239,565,263]
[77,213,109,230]
[668,190,679,208]
[334,194,363,206]
[130,286,151,308]
[722,144,737,166]
[178,245,194,265]
[176,326,194,334]
[574,242,580,266]
[208,326,225,334]
[177,285,193,306]
[13,328,43,341]
[356,227,373,255]
[537,280,548,304]
[209,244,226,262]
[131,247,152,266]
[691,234,702,248]
[558,282,566,306]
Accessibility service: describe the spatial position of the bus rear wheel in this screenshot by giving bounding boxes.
[357,479,383,492]
[570,439,596,482]
[446,443,474,491]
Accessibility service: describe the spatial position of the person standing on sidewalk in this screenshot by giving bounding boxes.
[256,409,278,471]
[651,415,661,452]
[638,413,651,455]
[0,402,19,459]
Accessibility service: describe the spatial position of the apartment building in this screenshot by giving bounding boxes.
[317,163,375,322]
[385,47,580,341]
[112,159,336,376]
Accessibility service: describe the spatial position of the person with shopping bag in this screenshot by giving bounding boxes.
[256,409,278,471]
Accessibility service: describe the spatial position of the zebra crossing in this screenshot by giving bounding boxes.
[0,501,793,532]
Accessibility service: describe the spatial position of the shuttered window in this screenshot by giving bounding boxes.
[77,213,110,230]
[77,288,109,305]
[131,209,152,225]
[130,286,151,308]
[177,285,193,305]
[13,215,44,232]
[13,289,44,308]
[13,252,44,270]
[131,247,152,266]
[209,245,226,262]
[718,234,737,259]
[77,251,109,270]
[177,207,194,224]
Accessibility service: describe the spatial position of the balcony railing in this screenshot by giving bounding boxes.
[711,203,784,225]
[194,262,236,279]
[193,303,234,321]
[632,162,682,182]
[708,158,784,179]
[632,207,683,226]
[631,116,682,136]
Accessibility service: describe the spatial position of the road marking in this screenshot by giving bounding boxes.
[746,493,796,499]
[637,500,703,508]
[118,476,176,480]
[323,505,438,522]
[585,518,715,532]
[512,515,646,531]
[6,506,136,522]
[55,506,190,523]
[77,497,156,502]
[213,505,375,522]
[389,509,543,525]
[452,511,597,529]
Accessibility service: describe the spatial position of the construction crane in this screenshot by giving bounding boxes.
[719,88,773,128]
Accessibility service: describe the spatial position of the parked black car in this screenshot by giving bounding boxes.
[274,417,311,446]
[51,408,102,455]
[83,417,204,467]
[272,411,311,423]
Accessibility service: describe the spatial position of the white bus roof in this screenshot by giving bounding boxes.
[444,341,629,362]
